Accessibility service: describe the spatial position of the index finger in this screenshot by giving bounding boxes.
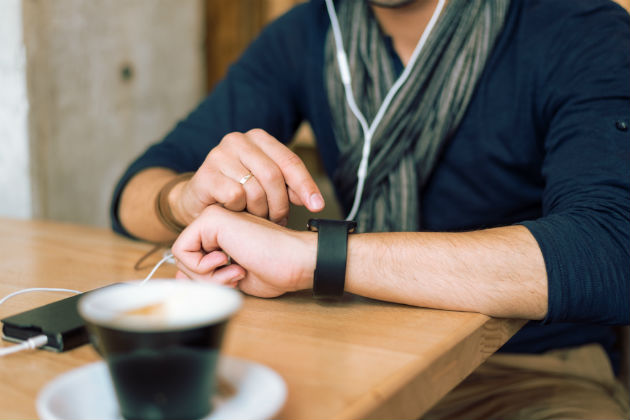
[246,129,325,212]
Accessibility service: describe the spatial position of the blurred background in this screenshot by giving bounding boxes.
[1,0,628,228]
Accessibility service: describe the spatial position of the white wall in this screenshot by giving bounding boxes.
[0,0,32,219]
[1,0,205,227]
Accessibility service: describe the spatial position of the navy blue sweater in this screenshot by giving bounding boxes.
[112,0,630,365]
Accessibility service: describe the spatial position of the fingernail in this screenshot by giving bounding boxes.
[309,193,324,210]
[279,217,288,227]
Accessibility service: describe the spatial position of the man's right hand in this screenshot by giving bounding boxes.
[119,129,325,243]
[170,128,325,227]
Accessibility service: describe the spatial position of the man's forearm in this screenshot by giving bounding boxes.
[169,206,548,319]
[344,225,548,319]
[118,167,180,243]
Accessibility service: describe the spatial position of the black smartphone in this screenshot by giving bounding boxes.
[1,292,88,352]
[1,284,122,352]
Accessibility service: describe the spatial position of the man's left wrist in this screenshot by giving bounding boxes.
[307,219,357,299]
[296,230,318,291]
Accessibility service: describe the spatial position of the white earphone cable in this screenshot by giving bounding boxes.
[0,288,81,307]
[138,251,174,286]
[324,0,446,221]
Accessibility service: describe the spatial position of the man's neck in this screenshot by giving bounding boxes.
[370,0,442,66]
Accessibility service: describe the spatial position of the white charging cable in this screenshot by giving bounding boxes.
[0,335,48,357]
[0,288,81,357]
[0,250,174,357]
[324,0,446,221]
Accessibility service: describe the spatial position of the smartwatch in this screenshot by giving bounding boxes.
[307,219,357,300]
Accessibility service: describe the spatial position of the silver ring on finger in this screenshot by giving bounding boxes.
[239,172,254,185]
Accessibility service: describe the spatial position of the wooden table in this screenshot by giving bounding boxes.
[0,218,525,419]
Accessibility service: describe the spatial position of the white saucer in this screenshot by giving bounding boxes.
[37,355,287,420]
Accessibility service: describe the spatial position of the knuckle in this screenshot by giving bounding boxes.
[257,166,282,184]
[204,147,216,162]
[220,132,245,147]
[280,151,305,171]
[245,128,267,141]
[204,146,224,166]
[248,186,266,204]
[224,186,244,206]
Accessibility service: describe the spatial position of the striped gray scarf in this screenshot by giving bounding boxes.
[325,0,510,232]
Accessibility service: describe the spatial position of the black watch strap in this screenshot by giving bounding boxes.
[307,219,357,300]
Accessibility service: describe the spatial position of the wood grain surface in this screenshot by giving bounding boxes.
[0,218,525,419]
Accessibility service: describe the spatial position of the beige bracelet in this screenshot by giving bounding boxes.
[154,172,194,234]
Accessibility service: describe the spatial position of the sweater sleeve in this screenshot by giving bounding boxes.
[519,2,629,325]
[110,4,312,237]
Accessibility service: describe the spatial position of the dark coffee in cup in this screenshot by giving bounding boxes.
[78,280,242,420]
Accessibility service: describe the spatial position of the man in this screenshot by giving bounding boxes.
[113,0,630,418]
